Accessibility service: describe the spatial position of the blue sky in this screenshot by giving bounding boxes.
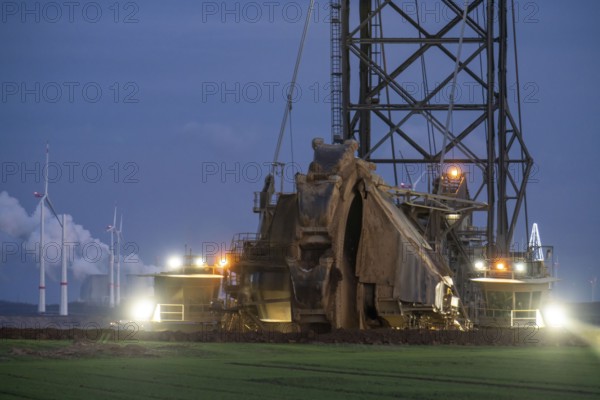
[1,0,599,304]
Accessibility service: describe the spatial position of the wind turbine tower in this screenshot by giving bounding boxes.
[115,214,123,306]
[34,144,68,314]
[106,205,117,308]
[60,213,68,315]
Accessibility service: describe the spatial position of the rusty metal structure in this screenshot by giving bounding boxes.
[335,0,532,259]
[224,138,486,330]
[221,0,556,331]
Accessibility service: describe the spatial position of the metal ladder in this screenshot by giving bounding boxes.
[330,0,343,141]
[369,6,382,104]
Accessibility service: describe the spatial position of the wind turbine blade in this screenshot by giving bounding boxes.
[38,197,46,215]
[44,143,50,194]
[44,197,63,227]
[118,215,123,240]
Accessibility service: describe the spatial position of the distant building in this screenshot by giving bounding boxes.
[80,274,154,306]
[126,274,154,299]
[80,274,109,305]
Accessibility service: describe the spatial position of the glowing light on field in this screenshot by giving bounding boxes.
[131,300,155,321]
[543,304,567,328]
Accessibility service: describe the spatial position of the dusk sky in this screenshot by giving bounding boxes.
[1,0,599,305]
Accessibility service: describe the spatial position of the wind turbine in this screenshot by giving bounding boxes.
[115,213,123,306]
[528,223,544,261]
[34,144,68,315]
[106,205,117,308]
[59,213,68,316]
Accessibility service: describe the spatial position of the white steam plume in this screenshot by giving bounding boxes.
[0,190,159,281]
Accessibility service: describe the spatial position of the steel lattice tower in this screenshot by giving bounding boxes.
[336,0,533,257]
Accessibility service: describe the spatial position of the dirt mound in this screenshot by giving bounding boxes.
[1,326,585,347]
[9,342,158,359]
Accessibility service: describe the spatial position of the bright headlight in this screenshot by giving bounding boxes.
[544,304,567,327]
[514,262,526,273]
[474,260,485,270]
[168,256,182,269]
[131,300,155,321]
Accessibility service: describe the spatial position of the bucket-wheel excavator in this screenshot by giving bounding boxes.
[221,0,556,332]
[223,139,486,330]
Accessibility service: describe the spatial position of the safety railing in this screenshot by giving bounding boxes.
[510,309,541,327]
[157,304,184,322]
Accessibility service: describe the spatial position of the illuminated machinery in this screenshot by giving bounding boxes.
[322,0,559,328]
[223,0,559,330]
[223,139,478,331]
[470,226,559,328]
[144,253,224,331]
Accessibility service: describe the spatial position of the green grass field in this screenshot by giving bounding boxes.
[0,340,598,399]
